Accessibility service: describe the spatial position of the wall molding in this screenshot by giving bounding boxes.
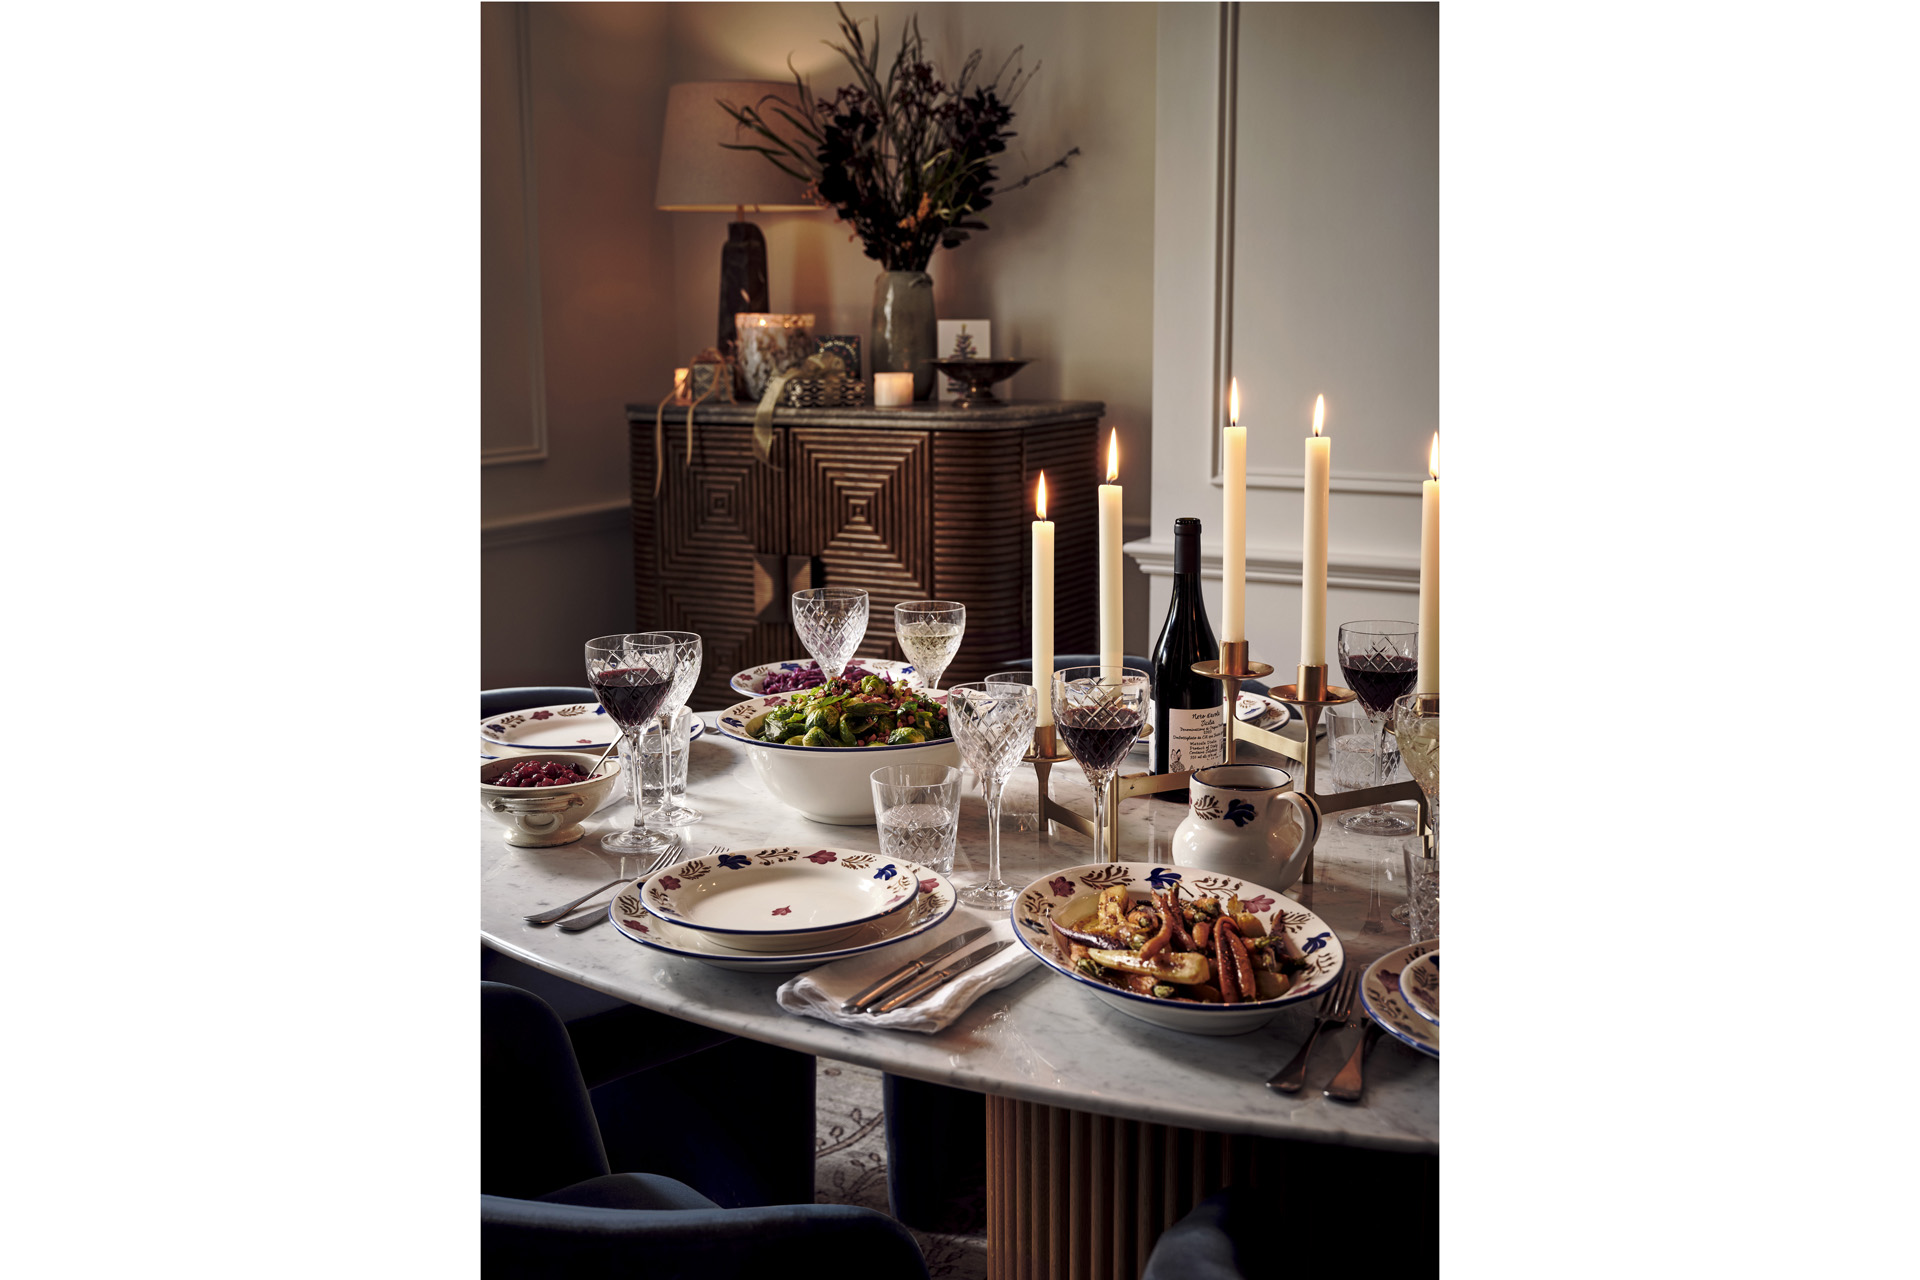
[482,1,551,468]
[1125,537,1417,594]
[482,499,629,551]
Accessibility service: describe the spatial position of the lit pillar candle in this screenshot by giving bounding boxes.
[1033,473,1055,727]
[1222,379,1246,642]
[1300,395,1330,667]
[1099,429,1123,670]
[1417,434,1439,694]
[874,372,914,407]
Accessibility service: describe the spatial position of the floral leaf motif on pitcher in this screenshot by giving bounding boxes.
[1190,795,1223,821]
[1224,800,1257,828]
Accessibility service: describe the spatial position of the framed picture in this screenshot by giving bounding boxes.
[935,319,995,402]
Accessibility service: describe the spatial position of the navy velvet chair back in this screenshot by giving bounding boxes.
[481,686,598,719]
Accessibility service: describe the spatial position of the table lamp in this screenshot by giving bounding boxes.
[655,80,819,354]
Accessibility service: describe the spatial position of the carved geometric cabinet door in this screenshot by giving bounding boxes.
[790,428,932,665]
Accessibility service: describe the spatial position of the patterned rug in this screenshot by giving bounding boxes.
[815,1059,988,1280]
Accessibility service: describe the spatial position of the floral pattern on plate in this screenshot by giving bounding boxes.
[1360,941,1439,1059]
[643,846,918,941]
[1011,862,1344,1036]
[1399,948,1438,1025]
[480,703,703,751]
[607,862,956,973]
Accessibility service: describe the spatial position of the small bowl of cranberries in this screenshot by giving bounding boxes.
[480,751,621,847]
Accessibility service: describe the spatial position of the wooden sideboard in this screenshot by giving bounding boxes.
[627,399,1105,710]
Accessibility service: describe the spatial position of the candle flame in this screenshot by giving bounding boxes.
[1229,378,1240,428]
[1312,395,1326,437]
[1106,428,1119,483]
[1428,433,1439,480]
[1037,471,1048,520]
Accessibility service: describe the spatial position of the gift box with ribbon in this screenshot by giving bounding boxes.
[753,351,869,461]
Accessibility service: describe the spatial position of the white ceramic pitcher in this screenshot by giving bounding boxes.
[1169,764,1319,890]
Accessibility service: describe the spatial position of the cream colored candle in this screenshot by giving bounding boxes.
[1416,434,1439,695]
[1033,472,1056,727]
[674,368,690,404]
[1222,379,1246,643]
[1300,395,1330,667]
[1099,430,1124,670]
[874,372,914,406]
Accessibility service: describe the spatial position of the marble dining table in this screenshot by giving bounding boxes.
[481,709,1438,1276]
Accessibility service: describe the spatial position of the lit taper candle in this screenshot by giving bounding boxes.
[1222,379,1246,643]
[1300,395,1330,666]
[1099,429,1123,669]
[1416,434,1439,694]
[1033,472,1055,726]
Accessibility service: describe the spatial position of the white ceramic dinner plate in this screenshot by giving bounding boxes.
[480,703,703,754]
[1012,862,1344,1036]
[642,846,921,953]
[1360,941,1439,1058]
[608,862,957,973]
[730,658,917,697]
[1398,948,1438,1025]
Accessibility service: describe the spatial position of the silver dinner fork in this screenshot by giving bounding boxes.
[1265,966,1358,1093]
[556,840,706,933]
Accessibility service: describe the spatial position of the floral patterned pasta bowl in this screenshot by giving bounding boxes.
[1011,862,1343,1036]
[643,846,922,953]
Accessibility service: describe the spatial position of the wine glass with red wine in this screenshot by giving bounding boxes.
[585,632,679,856]
[1335,621,1419,835]
[1053,665,1150,862]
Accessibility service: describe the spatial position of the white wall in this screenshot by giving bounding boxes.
[1139,2,1437,670]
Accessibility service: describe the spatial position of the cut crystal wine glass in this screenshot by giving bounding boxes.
[1052,665,1150,863]
[1336,621,1419,835]
[893,600,966,691]
[946,680,1038,909]
[1391,690,1440,941]
[584,632,678,856]
[791,588,869,681]
[638,632,702,825]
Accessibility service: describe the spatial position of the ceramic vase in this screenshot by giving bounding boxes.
[1170,764,1319,890]
[871,270,935,401]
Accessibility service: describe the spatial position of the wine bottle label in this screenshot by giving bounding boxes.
[1165,705,1226,774]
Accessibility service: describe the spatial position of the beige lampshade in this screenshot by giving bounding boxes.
[655,81,819,212]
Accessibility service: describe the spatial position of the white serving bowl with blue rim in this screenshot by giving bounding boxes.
[729,657,917,697]
[1011,861,1345,1036]
[715,693,961,824]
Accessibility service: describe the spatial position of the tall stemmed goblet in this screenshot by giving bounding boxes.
[946,680,1038,909]
[637,632,703,825]
[1053,666,1150,864]
[894,600,966,691]
[792,588,869,680]
[584,633,679,856]
[1391,690,1440,942]
[1336,621,1420,835]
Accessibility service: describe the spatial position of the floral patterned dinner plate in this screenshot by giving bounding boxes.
[643,846,920,952]
[480,703,702,753]
[1012,862,1344,1036]
[1398,947,1438,1025]
[607,861,956,973]
[1360,941,1439,1059]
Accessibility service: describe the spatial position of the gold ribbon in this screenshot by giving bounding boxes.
[653,351,732,495]
[752,351,848,464]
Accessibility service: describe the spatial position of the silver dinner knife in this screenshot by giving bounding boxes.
[842,927,992,1013]
[871,940,1012,1015]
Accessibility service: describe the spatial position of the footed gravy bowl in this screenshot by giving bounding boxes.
[480,752,621,847]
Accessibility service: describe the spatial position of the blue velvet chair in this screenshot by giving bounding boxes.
[481,686,599,720]
[482,981,929,1279]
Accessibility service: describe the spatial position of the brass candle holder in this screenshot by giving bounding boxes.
[1023,649,1434,873]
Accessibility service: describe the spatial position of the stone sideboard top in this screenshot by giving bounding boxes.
[625,399,1107,432]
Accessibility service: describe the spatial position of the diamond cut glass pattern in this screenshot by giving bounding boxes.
[946,681,1037,909]
[791,588,870,681]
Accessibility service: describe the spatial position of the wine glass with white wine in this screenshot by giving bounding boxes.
[893,600,966,691]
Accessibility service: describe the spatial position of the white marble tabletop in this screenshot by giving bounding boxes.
[481,715,1438,1156]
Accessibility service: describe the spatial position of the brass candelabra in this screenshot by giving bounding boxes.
[1023,643,1433,873]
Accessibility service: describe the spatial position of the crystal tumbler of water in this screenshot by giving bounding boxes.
[871,764,963,876]
[1404,845,1439,943]
[1329,702,1399,793]
[635,707,693,821]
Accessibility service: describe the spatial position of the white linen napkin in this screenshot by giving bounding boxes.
[775,913,1038,1033]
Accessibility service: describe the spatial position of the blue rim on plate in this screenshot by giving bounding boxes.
[1011,863,1345,1019]
[729,658,916,697]
[1359,941,1439,1059]
[607,863,957,969]
[480,704,703,751]
[640,847,921,941]
[1398,948,1438,1025]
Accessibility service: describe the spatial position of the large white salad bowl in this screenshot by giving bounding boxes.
[716,694,961,825]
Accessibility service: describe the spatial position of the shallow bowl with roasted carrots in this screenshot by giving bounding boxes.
[1010,862,1346,1036]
